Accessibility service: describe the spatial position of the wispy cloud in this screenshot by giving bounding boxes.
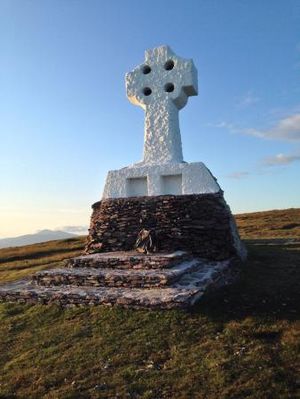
[225,153,299,180]
[226,171,250,179]
[243,113,300,142]
[262,153,300,167]
[213,113,300,142]
[237,91,260,107]
[208,121,236,130]
[58,225,89,233]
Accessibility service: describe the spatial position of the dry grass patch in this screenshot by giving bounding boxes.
[0,237,86,283]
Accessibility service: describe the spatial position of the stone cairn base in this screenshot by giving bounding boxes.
[0,251,239,309]
[0,194,245,309]
[86,193,245,260]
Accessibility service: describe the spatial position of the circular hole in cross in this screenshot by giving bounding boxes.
[164,83,174,93]
[164,59,174,70]
[142,65,151,74]
[143,87,152,96]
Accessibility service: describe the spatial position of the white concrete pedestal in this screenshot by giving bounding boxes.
[102,162,220,199]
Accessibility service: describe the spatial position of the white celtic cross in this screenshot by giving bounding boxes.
[126,45,198,165]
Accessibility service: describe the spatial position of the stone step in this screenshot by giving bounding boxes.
[0,259,237,309]
[33,259,201,288]
[0,280,202,309]
[68,250,190,270]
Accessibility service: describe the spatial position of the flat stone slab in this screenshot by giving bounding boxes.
[69,250,190,270]
[0,258,238,309]
[33,259,201,288]
[0,280,201,309]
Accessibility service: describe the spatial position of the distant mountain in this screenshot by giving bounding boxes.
[0,230,77,249]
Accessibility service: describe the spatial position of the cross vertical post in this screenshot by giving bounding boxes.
[126,45,198,165]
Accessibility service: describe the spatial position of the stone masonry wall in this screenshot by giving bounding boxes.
[86,193,242,261]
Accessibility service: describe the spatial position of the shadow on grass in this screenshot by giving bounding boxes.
[191,240,300,322]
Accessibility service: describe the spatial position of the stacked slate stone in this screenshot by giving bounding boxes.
[0,251,240,309]
[86,193,244,261]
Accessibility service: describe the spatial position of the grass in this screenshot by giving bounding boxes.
[0,209,299,398]
[0,237,86,283]
[235,207,300,239]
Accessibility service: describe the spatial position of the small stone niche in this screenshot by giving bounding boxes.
[126,177,148,197]
[161,174,182,195]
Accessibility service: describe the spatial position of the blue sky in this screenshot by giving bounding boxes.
[1,0,300,238]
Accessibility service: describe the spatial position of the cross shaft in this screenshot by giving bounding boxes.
[126,45,198,165]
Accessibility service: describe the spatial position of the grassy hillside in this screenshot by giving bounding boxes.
[235,208,300,240]
[0,237,86,284]
[0,209,299,399]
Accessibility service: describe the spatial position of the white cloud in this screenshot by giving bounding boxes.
[58,225,89,233]
[207,121,235,129]
[237,91,260,107]
[262,153,300,166]
[213,113,300,142]
[243,113,300,142]
[226,171,249,179]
